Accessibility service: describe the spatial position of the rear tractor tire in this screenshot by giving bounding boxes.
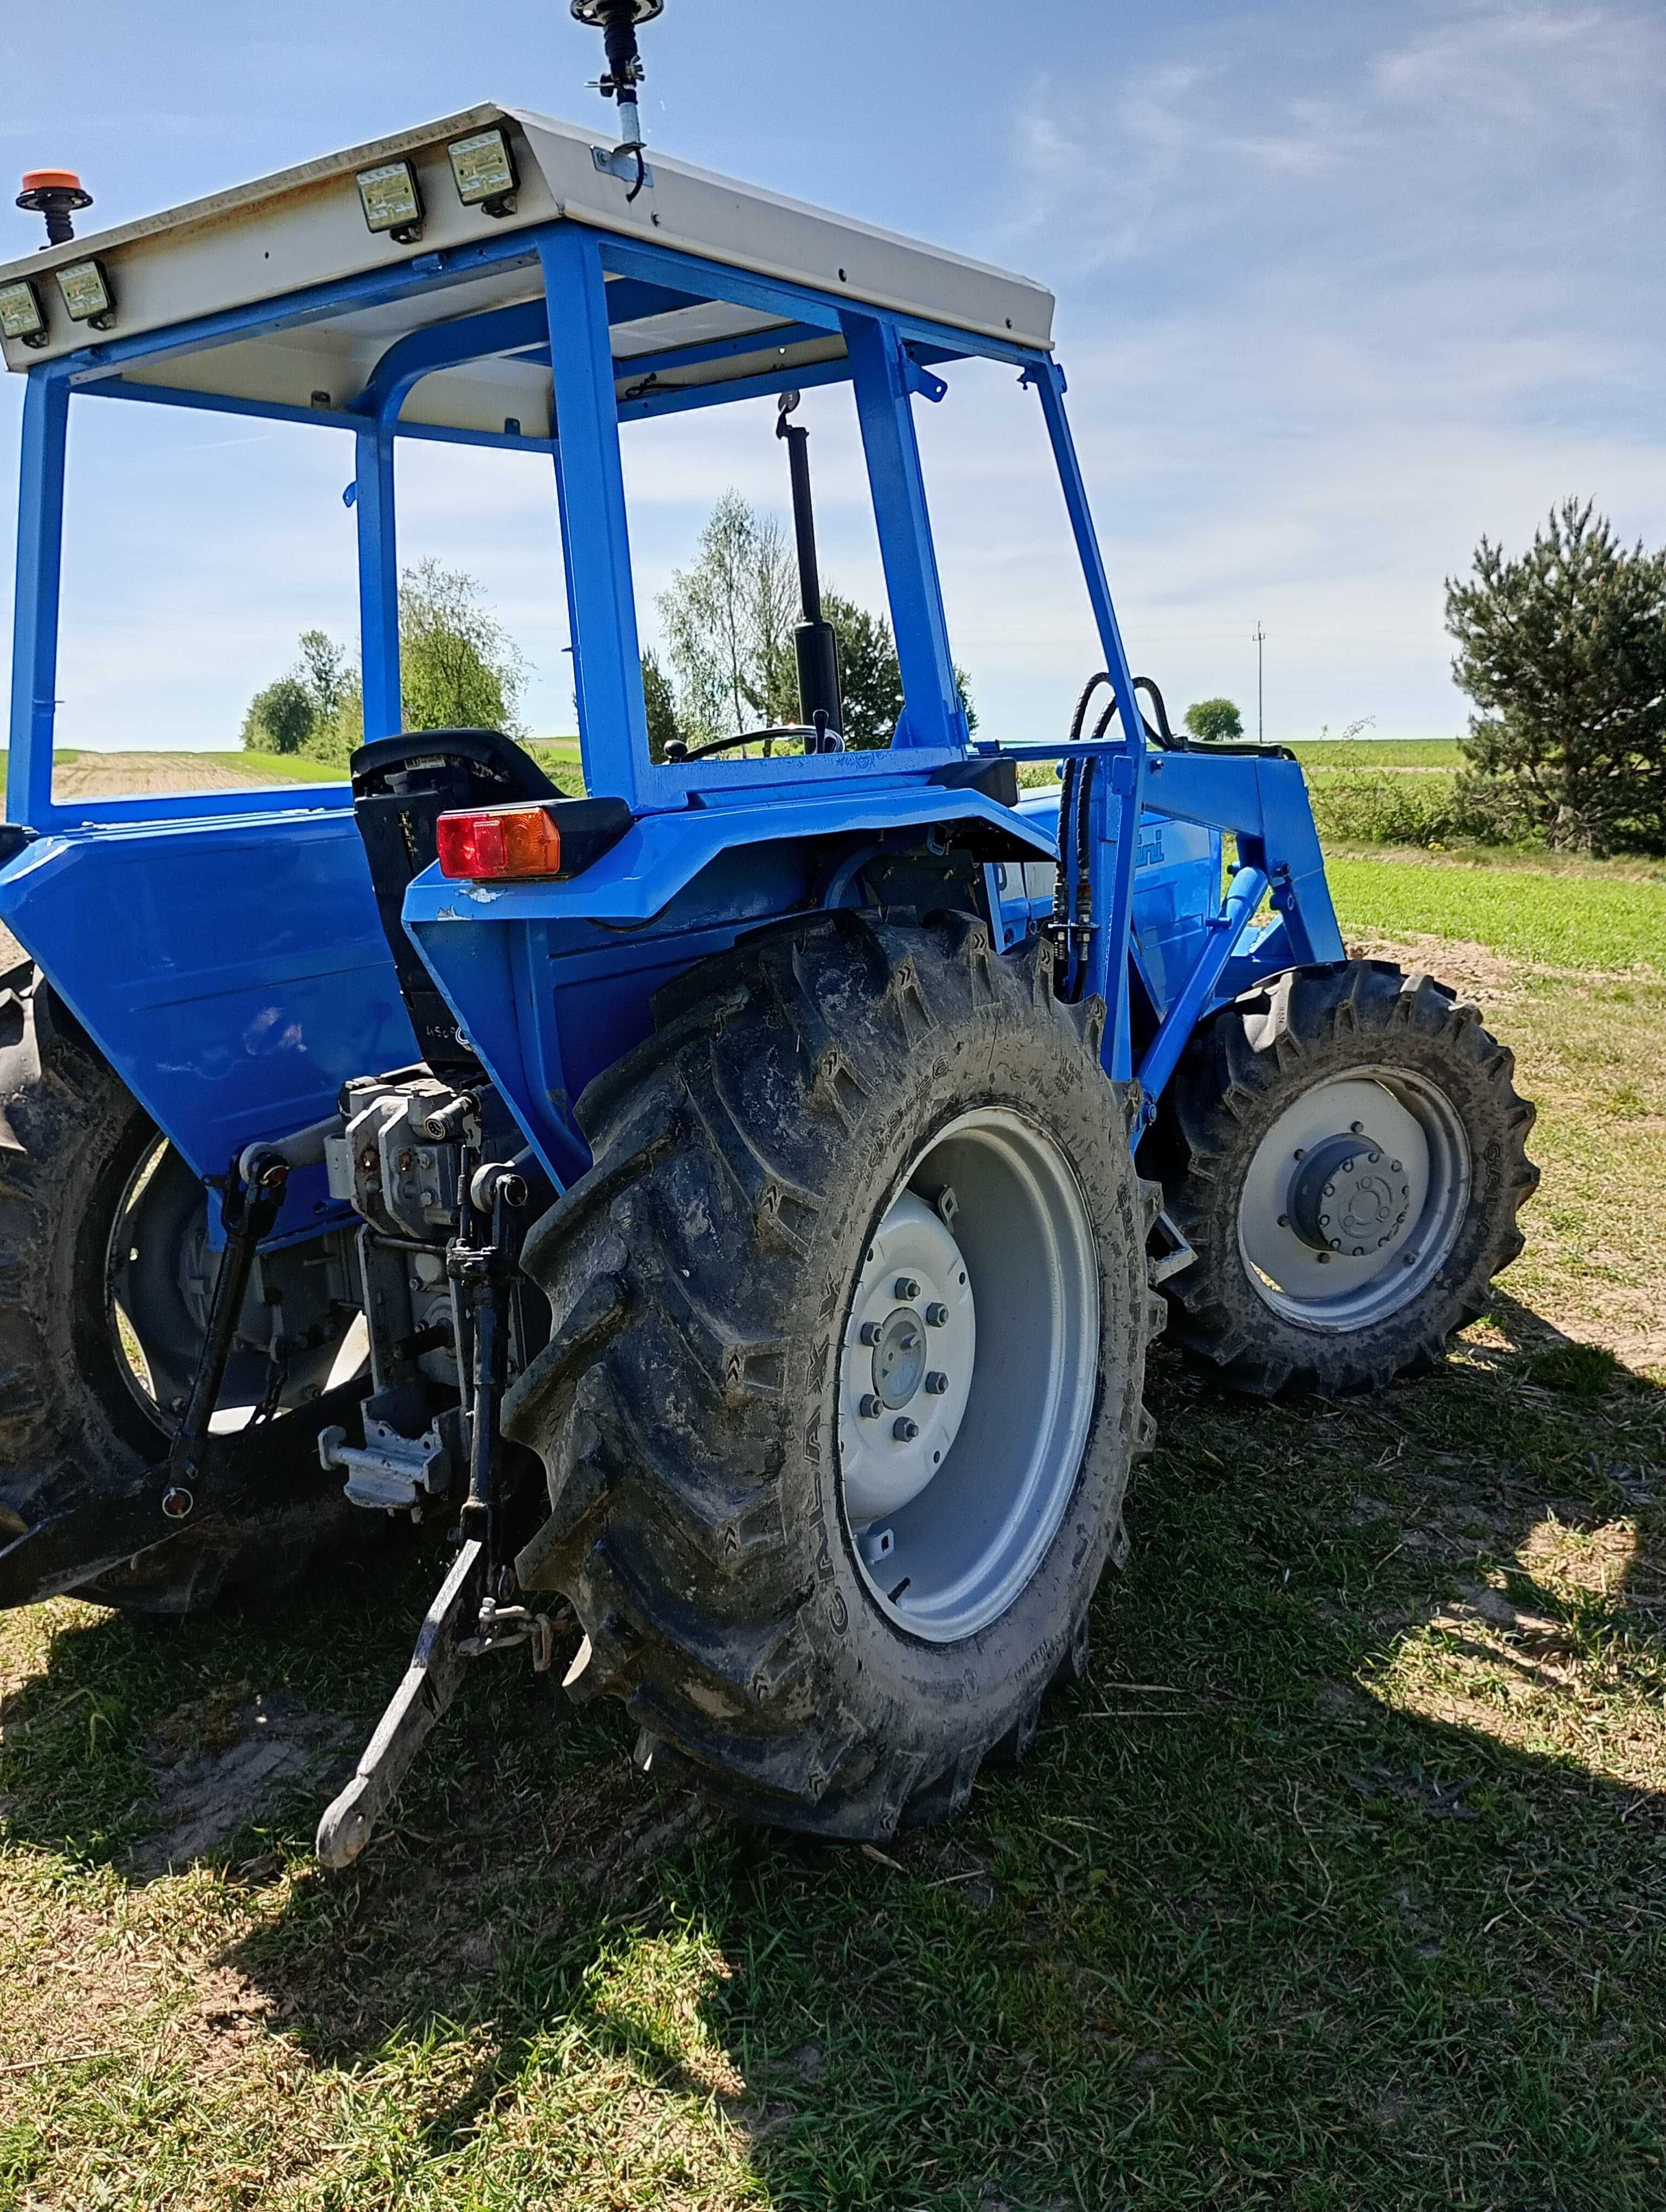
[0,963,361,1614]
[504,911,1162,1841]
[1154,959,1538,1397]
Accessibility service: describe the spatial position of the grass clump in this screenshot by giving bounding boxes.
[1527,1342,1621,1400]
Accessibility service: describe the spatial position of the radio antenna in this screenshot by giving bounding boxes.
[571,0,664,155]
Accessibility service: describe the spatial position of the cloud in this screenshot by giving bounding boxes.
[967,1,1666,736]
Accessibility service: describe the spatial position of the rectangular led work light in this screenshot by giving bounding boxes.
[0,276,48,346]
[356,159,424,243]
[447,127,518,216]
[54,258,114,329]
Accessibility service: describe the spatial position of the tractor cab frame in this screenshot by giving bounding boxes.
[2,101,1341,1212]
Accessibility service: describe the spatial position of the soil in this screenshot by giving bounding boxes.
[130,1689,353,1876]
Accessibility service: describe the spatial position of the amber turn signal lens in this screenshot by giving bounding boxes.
[436,803,563,882]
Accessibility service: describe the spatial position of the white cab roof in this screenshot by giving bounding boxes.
[0,105,1054,438]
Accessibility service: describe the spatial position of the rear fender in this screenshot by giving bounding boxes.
[402,785,1057,1187]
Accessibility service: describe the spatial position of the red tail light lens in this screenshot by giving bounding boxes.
[436,803,564,882]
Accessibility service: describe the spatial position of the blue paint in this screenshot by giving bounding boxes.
[842,313,967,756]
[540,227,652,817]
[355,420,401,742]
[7,372,69,830]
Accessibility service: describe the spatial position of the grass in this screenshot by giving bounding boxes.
[1328,855,1666,976]
[3,863,1665,2208]
[1285,740,1463,768]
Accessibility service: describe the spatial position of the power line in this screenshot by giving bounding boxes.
[1253,620,1266,743]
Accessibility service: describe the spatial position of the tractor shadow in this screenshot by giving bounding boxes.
[3,1289,1664,2198]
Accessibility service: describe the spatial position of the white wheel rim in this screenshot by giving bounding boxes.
[837,1108,1100,1643]
[1236,1066,1470,1329]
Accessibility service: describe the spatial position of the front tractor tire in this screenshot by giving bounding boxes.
[505,911,1160,1842]
[1154,959,1538,1397]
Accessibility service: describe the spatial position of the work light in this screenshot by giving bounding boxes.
[356,159,424,243]
[0,276,48,346]
[447,127,518,216]
[54,257,114,329]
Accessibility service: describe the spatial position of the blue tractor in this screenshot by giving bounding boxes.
[0,8,1536,1861]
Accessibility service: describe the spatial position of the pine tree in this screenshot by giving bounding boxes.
[1446,499,1666,854]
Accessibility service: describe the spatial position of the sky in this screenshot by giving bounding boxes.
[2,0,1663,751]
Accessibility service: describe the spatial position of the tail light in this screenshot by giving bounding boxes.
[436,802,563,882]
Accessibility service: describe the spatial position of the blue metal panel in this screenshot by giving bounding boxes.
[1140,749,1344,966]
[540,227,650,815]
[7,370,71,831]
[0,813,414,1187]
[841,313,967,756]
[355,421,401,740]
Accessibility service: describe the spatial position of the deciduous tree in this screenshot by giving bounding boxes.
[1183,697,1244,744]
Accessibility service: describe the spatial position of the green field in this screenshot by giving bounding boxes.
[1285,738,1463,768]
[3,857,1664,2209]
[1330,853,1666,974]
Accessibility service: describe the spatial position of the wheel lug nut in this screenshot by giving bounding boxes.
[1350,1121,1364,1134]
[1277,1214,1290,1228]
[1391,1160,1402,1173]
[1323,1181,1335,1197]
[925,1301,949,1327]
[1328,1238,1342,1251]
[925,1371,949,1395]
[894,1276,920,1301]
[893,1416,920,1442]
[859,1322,881,1347]
[1293,1148,1305,1161]
[858,1394,882,1420]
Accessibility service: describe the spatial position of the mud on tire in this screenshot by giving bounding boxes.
[1152,959,1538,1397]
[504,910,1161,1841]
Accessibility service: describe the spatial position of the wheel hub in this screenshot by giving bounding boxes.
[1287,1130,1412,1256]
[871,1306,928,1409]
[840,1194,974,1526]
[1235,1069,1471,1331]
[837,1107,1101,1644]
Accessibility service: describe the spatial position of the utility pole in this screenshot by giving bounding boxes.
[1253,621,1266,744]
